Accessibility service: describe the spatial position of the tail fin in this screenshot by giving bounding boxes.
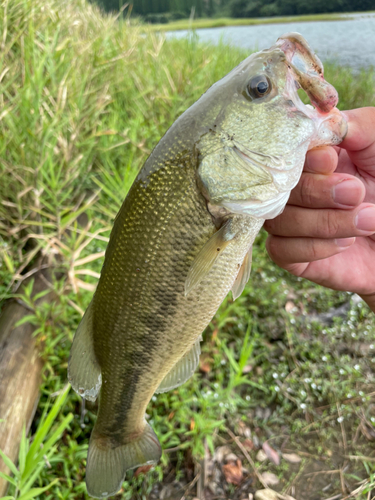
[86,423,162,498]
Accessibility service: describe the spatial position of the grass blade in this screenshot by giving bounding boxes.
[24,413,73,483]
[17,479,58,500]
[0,471,18,487]
[0,449,19,478]
[18,426,28,476]
[23,385,70,482]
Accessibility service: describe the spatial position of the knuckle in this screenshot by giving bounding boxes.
[368,106,375,120]
[265,235,276,257]
[320,210,340,238]
[300,174,316,207]
[266,235,281,261]
[308,239,320,260]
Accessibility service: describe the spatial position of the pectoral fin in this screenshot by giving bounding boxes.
[185,221,235,296]
[156,336,202,394]
[68,301,102,402]
[231,246,253,300]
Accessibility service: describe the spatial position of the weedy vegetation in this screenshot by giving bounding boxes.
[144,12,353,32]
[0,385,72,500]
[0,0,375,498]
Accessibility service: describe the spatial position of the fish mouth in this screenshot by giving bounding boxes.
[276,32,347,146]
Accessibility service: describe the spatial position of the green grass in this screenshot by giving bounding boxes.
[0,385,72,500]
[0,0,375,499]
[145,12,353,32]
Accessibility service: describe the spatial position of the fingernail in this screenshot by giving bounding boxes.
[355,206,375,232]
[333,179,363,206]
[335,237,355,249]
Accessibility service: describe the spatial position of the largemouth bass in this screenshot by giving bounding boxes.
[68,33,347,498]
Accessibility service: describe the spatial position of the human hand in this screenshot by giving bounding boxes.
[264,107,375,312]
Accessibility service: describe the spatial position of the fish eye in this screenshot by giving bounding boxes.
[246,75,272,99]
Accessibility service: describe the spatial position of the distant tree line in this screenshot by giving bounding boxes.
[230,0,375,17]
[94,0,374,20]
[94,0,223,21]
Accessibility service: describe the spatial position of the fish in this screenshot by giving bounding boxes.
[68,32,347,498]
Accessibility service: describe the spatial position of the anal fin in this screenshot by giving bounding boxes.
[231,246,253,300]
[156,336,202,394]
[68,301,102,402]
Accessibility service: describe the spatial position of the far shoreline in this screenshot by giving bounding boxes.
[142,11,375,32]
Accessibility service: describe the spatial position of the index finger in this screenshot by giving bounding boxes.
[339,107,375,175]
[304,145,338,175]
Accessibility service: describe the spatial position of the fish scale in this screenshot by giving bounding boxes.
[68,32,347,498]
[93,158,260,437]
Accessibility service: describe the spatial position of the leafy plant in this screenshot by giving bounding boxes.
[0,385,73,500]
[222,320,266,392]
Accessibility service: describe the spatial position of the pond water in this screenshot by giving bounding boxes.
[166,14,375,70]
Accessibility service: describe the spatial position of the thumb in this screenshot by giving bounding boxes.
[339,107,375,176]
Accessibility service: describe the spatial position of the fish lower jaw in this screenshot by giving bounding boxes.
[287,87,347,148]
[283,64,346,148]
[309,108,348,148]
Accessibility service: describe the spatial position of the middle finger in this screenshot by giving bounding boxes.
[287,172,365,209]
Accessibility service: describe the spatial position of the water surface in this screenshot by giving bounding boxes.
[167,15,375,70]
